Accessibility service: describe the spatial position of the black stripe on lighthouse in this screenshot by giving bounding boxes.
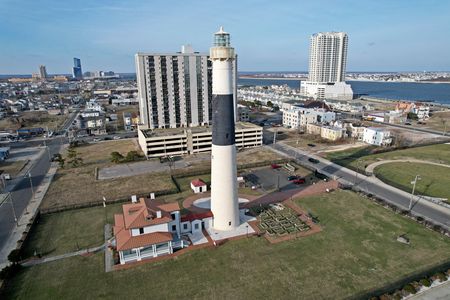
[212,94,235,146]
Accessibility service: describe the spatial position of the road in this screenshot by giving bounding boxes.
[0,137,64,253]
[268,142,450,230]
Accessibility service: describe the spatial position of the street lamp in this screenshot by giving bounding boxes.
[409,174,421,210]
[7,193,18,226]
[25,172,35,207]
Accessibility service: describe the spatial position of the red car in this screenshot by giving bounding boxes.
[292,178,306,184]
[271,164,281,169]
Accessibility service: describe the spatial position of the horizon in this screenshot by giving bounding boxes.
[1,1,450,74]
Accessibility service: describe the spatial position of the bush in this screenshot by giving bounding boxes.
[419,278,431,287]
[0,264,21,280]
[403,284,417,295]
[7,249,21,264]
[435,272,447,282]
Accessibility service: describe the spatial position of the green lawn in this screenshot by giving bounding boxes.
[21,204,123,258]
[326,143,450,173]
[375,162,450,199]
[5,190,450,299]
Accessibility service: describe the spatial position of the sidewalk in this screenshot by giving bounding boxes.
[0,162,58,269]
[21,244,105,267]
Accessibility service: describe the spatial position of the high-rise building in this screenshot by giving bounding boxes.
[72,58,83,79]
[301,32,353,100]
[308,32,348,83]
[39,65,48,79]
[135,45,237,129]
[210,27,240,231]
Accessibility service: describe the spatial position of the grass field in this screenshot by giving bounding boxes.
[21,204,123,258]
[41,140,174,210]
[375,162,450,199]
[0,160,29,177]
[5,190,450,299]
[0,111,68,131]
[425,111,450,132]
[326,143,450,172]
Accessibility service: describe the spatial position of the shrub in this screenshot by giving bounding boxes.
[419,278,431,287]
[436,272,447,282]
[0,264,21,280]
[7,249,21,264]
[403,284,417,295]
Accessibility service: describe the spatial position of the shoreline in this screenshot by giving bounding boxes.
[239,76,450,84]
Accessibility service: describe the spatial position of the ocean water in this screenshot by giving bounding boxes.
[238,78,450,105]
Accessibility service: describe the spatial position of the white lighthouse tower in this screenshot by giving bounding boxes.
[210,27,240,231]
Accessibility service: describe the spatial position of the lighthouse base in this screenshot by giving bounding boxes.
[206,209,256,242]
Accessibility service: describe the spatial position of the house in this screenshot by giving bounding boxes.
[395,102,430,120]
[114,198,183,265]
[306,124,345,141]
[190,179,207,193]
[113,197,214,265]
[283,107,335,129]
[363,127,392,146]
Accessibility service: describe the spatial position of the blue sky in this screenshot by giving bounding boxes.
[0,0,449,74]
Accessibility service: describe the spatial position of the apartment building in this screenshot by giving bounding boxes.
[135,45,237,129]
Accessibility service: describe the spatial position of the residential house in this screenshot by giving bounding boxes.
[363,127,392,146]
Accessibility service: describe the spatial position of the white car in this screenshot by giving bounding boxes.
[113,136,121,140]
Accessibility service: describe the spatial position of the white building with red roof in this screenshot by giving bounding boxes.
[113,197,215,264]
[190,179,207,193]
[114,198,184,264]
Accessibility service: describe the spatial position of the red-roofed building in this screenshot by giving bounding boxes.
[190,179,207,193]
[113,197,214,265]
[114,198,186,264]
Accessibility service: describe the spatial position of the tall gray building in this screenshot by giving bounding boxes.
[308,32,348,83]
[135,45,237,129]
[301,32,353,100]
[39,65,48,79]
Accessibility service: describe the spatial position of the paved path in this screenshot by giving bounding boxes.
[267,142,450,230]
[408,280,450,300]
[365,158,450,174]
[21,244,105,267]
[0,162,59,269]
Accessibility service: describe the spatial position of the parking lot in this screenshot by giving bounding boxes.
[242,166,315,192]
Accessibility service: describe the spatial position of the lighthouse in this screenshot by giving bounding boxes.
[210,27,240,230]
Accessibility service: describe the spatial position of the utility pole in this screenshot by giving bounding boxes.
[409,174,421,210]
[27,172,34,201]
[6,193,18,226]
[44,126,51,161]
[273,129,277,144]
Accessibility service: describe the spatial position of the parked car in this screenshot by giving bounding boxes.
[271,164,281,169]
[2,173,11,180]
[292,178,306,184]
[308,158,320,164]
[307,143,316,147]
[113,136,121,140]
[93,138,101,142]
[287,175,298,181]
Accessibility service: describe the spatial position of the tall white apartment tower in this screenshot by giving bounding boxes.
[301,32,353,100]
[135,46,237,129]
[210,27,240,231]
[308,32,348,83]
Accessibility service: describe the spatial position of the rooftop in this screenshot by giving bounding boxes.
[141,122,261,138]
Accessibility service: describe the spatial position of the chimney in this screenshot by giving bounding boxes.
[131,195,137,203]
[156,211,162,218]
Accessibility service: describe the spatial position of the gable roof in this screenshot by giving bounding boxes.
[116,230,173,251]
[191,179,206,187]
[121,198,180,229]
